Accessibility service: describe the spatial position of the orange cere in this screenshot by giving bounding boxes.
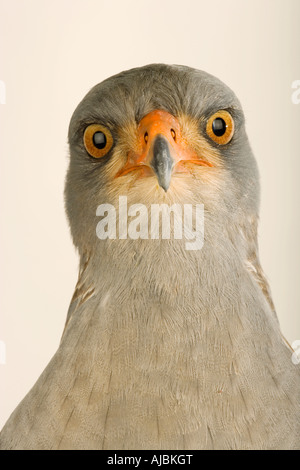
[116,110,213,177]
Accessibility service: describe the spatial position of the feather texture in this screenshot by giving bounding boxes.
[1,64,299,450]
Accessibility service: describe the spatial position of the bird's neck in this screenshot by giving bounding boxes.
[75,229,250,322]
[60,232,282,415]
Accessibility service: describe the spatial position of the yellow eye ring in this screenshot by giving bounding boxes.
[83,124,113,158]
[206,110,234,145]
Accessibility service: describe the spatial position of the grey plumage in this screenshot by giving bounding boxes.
[1,64,299,449]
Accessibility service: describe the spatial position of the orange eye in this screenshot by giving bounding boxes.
[83,124,113,158]
[206,110,234,145]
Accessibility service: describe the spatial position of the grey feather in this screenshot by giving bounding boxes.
[1,64,299,450]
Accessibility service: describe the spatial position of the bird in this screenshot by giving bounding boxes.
[0,64,299,450]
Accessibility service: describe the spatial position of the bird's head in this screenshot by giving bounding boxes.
[65,64,259,256]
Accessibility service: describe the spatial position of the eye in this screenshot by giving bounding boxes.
[206,110,234,145]
[83,124,113,158]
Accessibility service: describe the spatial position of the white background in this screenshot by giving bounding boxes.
[0,0,299,428]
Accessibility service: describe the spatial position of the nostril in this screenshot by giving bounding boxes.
[144,132,148,144]
[170,129,176,141]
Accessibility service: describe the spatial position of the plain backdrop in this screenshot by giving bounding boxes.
[0,0,299,428]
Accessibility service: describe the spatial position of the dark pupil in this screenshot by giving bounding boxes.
[93,131,106,149]
[212,118,226,137]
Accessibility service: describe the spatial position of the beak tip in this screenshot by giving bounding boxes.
[156,174,171,192]
[151,135,174,194]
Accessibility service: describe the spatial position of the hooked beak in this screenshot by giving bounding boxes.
[115,109,213,191]
[150,135,174,192]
